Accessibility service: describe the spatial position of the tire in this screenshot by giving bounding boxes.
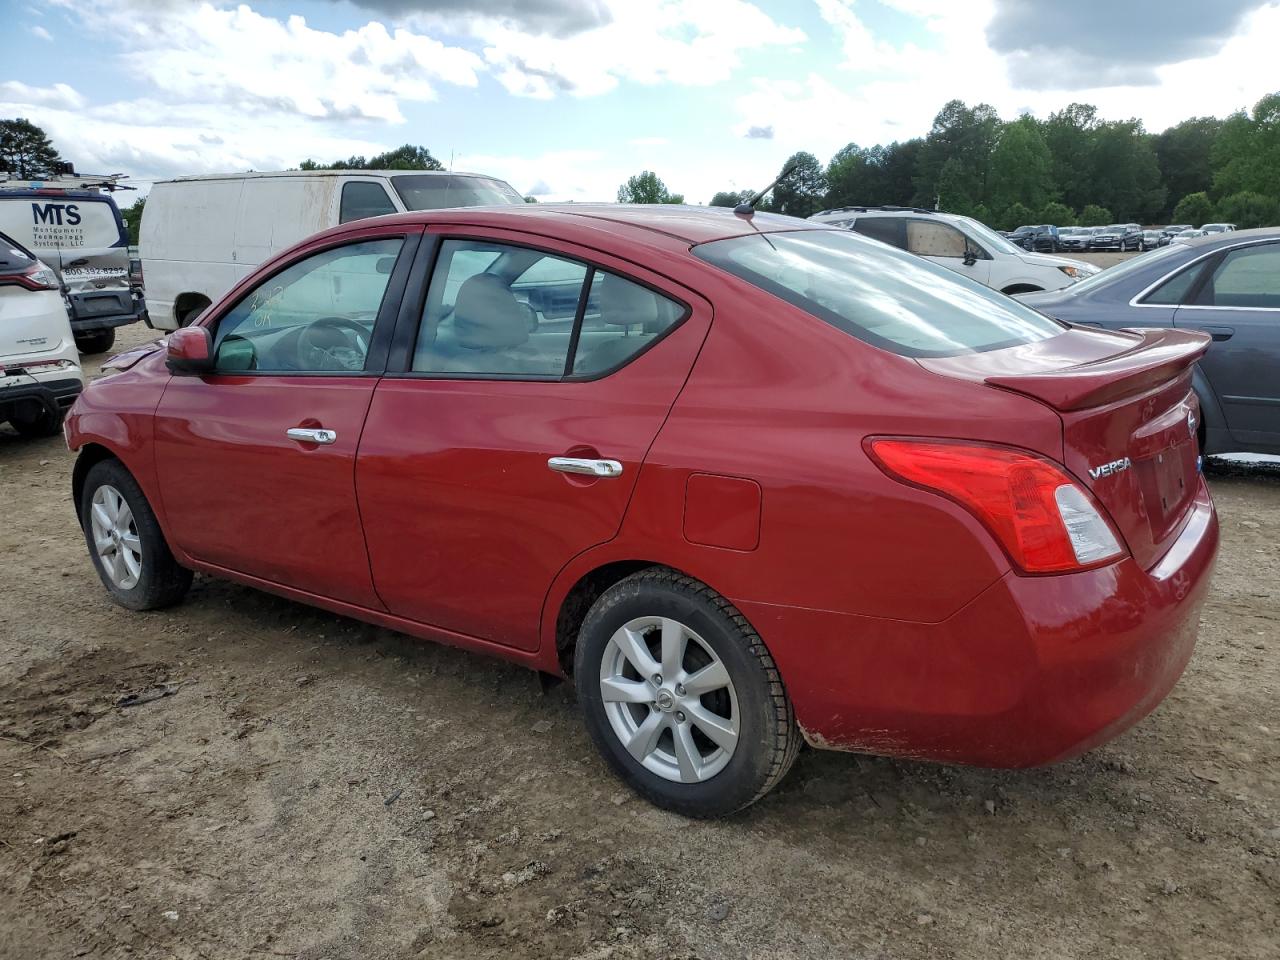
[75,329,116,354]
[9,404,64,439]
[574,568,801,817]
[80,459,192,611]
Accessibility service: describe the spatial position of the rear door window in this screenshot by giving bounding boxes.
[1193,243,1280,309]
[906,220,968,258]
[340,182,398,224]
[695,229,1064,357]
[850,216,906,250]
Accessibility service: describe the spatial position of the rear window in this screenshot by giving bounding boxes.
[694,230,1065,358]
[850,216,906,250]
[391,175,523,211]
[0,195,126,251]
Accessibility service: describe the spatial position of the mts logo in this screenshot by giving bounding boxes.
[31,202,82,226]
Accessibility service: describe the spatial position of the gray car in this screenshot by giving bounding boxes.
[1018,228,1280,456]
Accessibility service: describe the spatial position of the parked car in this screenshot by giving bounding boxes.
[1008,224,1060,252]
[809,207,1098,294]
[0,183,146,354]
[1087,223,1144,252]
[67,205,1218,816]
[1157,225,1191,247]
[1017,228,1280,455]
[1201,223,1236,234]
[0,229,85,436]
[1057,226,1093,252]
[1175,228,1207,239]
[141,169,525,330]
[1141,229,1163,251]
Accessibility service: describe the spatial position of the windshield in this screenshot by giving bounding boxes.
[694,229,1065,358]
[955,216,1025,256]
[1066,241,1192,294]
[391,175,523,211]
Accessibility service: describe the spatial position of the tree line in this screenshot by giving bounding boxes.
[691,93,1280,230]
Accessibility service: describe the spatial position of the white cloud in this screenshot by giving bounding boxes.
[0,82,85,111]
[629,136,670,146]
[30,24,53,41]
[478,0,806,98]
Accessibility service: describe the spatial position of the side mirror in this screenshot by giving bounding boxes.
[165,326,214,375]
[963,247,978,266]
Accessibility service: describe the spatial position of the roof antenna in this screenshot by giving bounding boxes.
[734,161,799,217]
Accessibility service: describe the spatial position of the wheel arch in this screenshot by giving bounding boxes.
[1000,283,1044,296]
[72,442,122,521]
[173,292,212,327]
[1191,366,1229,454]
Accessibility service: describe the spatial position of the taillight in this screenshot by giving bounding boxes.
[866,438,1125,574]
[0,261,59,291]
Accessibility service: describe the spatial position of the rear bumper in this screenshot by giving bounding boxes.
[68,290,146,332]
[741,481,1218,767]
[0,375,83,419]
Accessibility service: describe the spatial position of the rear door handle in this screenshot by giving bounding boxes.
[287,427,337,445]
[1202,325,1234,342]
[548,456,623,478]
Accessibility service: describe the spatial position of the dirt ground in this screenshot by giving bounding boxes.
[2,320,1277,960]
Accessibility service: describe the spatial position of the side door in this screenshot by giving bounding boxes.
[1174,240,1280,448]
[905,218,992,287]
[355,230,713,651]
[153,225,420,605]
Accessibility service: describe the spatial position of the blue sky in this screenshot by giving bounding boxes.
[3,0,1278,202]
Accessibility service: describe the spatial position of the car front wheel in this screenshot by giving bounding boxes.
[80,459,192,610]
[575,569,801,817]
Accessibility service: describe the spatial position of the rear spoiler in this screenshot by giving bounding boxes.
[984,328,1211,411]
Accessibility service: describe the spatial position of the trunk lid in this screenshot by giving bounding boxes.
[921,325,1211,570]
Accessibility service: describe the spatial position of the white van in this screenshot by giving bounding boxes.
[141,170,524,329]
[809,206,1101,294]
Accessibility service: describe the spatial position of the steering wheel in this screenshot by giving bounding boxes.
[297,316,370,371]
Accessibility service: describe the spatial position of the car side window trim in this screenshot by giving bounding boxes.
[201,229,421,378]
[382,232,692,383]
[1180,240,1280,312]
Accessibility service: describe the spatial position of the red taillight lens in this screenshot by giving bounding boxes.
[0,262,59,291]
[866,438,1125,574]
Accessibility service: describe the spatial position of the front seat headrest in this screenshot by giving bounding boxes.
[453,274,529,350]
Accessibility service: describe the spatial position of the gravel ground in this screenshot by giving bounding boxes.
[1,319,1277,960]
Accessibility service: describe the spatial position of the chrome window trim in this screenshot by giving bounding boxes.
[1128,237,1280,309]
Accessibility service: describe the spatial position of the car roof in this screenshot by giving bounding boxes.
[334,204,829,246]
[1184,226,1275,246]
[161,169,503,184]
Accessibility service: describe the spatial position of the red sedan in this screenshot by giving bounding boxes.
[67,206,1218,816]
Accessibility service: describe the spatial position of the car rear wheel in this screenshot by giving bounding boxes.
[75,329,116,354]
[9,403,64,439]
[574,569,801,817]
[80,459,192,610]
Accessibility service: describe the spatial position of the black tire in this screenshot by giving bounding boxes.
[10,404,64,439]
[80,458,192,611]
[75,329,116,355]
[574,568,801,818]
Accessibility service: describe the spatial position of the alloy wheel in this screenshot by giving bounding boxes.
[599,616,740,783]
[90,484,143,590]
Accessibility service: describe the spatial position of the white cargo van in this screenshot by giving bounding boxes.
[140,170,524,329]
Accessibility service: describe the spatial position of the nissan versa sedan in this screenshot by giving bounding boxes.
[66,206,1219,817]
[1019,228,1280,456]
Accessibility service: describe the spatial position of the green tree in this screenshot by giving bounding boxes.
[1090,120,1166,221]
[913,100,1001,208]
[709,189,752,207]
[935,157,975,214]
[523,195,539,203]
[825,143,873,208]
[1171,191,1214,226]
[1042,104,1099,213]
[1153,117,1223,218]
[1079,203,1113,226]
[1215,191,1279,228]
[1038,201,1076,226]
[617,170,683,204]
[989,115,1054,213]
[121,197,146,245]
[1212,93,1280,199]
[0,118,63,178]
[771,151,827,217]
[298,143,443,171]
[1001,201,1035,231]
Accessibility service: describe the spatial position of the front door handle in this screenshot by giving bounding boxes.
[548,456,623,478]
[287,427,338,445]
